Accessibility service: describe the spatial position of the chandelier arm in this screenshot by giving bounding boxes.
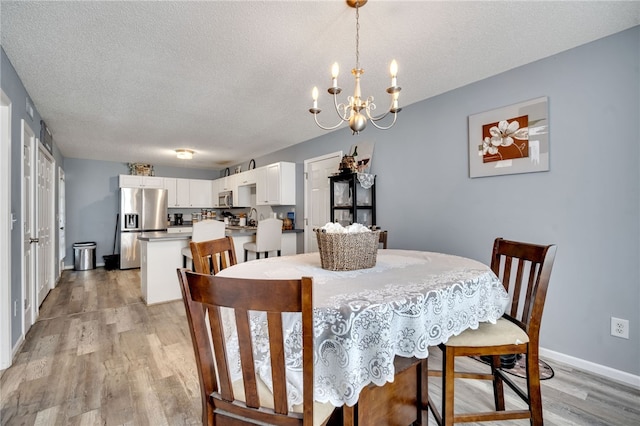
[313,113,348,131]
[333,96,352,121]
[366,95,399,122]
[368,111,398,130]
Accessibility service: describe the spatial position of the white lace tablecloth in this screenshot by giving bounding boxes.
[216,249,509,407]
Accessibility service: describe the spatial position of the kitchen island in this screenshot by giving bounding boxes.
[138,227,301,305]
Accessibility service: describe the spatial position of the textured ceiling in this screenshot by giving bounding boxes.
[2,1,638,170]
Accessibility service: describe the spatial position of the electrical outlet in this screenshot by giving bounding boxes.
[611,317,629,339]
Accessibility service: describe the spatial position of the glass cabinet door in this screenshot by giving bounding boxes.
[333,181,352,206]
[330,174,376,227]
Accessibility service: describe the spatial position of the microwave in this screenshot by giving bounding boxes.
[218,190,233,208]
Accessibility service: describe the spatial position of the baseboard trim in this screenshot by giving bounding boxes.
[540,347,640,389]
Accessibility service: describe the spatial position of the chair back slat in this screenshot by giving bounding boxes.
[490,238,557,338]
[208,306,234,400]
[267,311,290,415]
[177,269,318,425]
[190,236,237,275]
[235,308,260,407]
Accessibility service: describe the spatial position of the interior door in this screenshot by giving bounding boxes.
[22,120,35,331]
[304,152,342,252]
[37,144,55,307]
[1,90,12,369]
[58,167,66,276]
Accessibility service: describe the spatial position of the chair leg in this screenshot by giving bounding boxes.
[527,351,544,426]
[183,255,187,269]
[257,252,260,259]
[265,252,268,258]
[277,250,281,257]
[491,355,506,411]
[442,347,455,426]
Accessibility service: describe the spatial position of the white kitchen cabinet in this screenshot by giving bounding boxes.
[219,174,236,192]
[164,177,191,208]
[166,178,213,208]
[211,179,221,207]
[176,179,190,207]
[236,168,257,186]
[189,179,213,208]
[256,162,296,205]
[119,174,164,188]
[163,178,177,207]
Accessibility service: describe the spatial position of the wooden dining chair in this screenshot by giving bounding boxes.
[177,269,337,426]
[190,236,237,275]
[427,237,557,426]
[378,230,388,249]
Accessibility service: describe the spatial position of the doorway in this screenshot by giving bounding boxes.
[22,120,36,333]
[303,151,342,252]
[58,167,66,278]
[36,144,55,307]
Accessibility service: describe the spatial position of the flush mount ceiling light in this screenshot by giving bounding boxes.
[175,149,194,160]
[309,0,401,135]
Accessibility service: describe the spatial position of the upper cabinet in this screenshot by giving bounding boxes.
[165,177,211,208]
[119,175,164,189]
[189,179,213,208]
[164,178,190,207]
[218,174,236,192]
[256,162,296,206]
[236,168,257,187]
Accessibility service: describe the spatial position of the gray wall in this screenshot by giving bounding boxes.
[64,160,220,267]
[2,48,63,347]
[232,27,640,376]
[3,27,638,376]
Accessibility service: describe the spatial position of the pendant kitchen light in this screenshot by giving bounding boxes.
[309,0,401,135]
[175,149,194,160]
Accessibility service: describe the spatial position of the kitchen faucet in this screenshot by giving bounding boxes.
[248,208,257,224]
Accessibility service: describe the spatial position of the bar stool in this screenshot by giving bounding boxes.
[182,220,226,270]
[243,218,283,261]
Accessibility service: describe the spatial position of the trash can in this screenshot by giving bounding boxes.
[73,242,96,271]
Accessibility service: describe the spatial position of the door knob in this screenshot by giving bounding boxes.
[29,238,39,244]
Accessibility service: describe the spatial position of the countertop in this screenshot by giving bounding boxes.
[139,227,303,242]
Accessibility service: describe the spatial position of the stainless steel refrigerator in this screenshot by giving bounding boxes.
[119,188,168,269]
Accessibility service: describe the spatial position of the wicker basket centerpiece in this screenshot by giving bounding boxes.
[315,224,380,271]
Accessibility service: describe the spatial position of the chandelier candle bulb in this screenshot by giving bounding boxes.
[312,87,319,109]
[332,62,340,88]
[390,60,398,86]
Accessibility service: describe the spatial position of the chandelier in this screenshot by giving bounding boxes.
[309,0,401,135]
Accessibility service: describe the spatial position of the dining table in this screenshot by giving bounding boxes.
[215,249,510,412]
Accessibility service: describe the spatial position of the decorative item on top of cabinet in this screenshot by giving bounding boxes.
[329,173,376,227]
[128,163,154,176]
[248,159,256,170]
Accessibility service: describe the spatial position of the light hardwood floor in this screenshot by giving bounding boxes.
[1,268,639,425]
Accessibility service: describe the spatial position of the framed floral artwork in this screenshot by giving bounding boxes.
[468,96,549,178]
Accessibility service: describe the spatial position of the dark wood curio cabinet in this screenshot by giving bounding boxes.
[329,173,376,227]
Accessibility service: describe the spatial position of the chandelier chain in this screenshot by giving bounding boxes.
[355,0,360,69]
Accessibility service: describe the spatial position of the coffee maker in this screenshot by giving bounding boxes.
[174,213,184,225]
